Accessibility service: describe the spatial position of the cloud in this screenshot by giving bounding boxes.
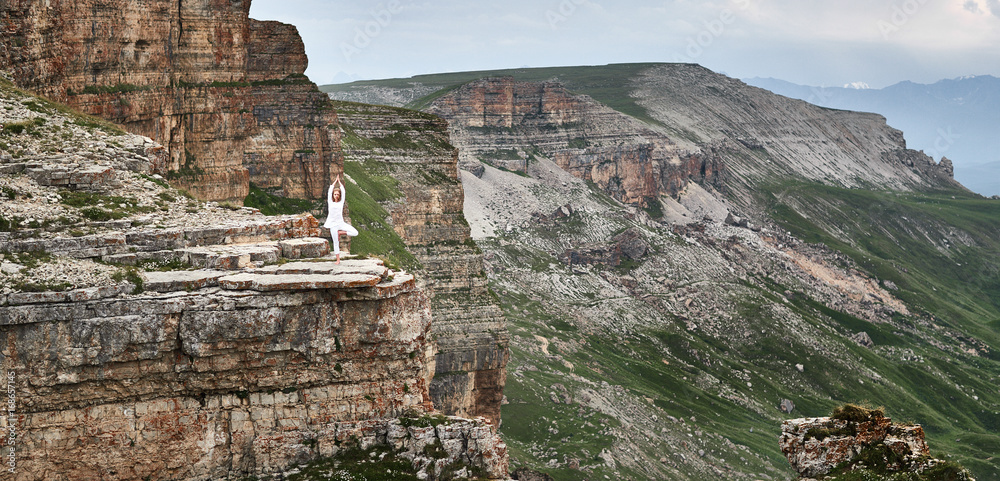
[964,0,981,14]
[989,0,1000,17]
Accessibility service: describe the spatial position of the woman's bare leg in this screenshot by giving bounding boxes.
[336,230,348,264]
[331,230,340,263]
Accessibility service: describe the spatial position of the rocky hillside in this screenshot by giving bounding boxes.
[0,0,341,202]
[745,75,1000,196]
[326,64,1000,480]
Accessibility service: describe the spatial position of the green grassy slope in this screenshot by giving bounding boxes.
[476,174,1000,480]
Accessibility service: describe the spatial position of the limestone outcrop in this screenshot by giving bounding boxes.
[0,0,341,201]
[333,100,509,426]
[780,406,974,480]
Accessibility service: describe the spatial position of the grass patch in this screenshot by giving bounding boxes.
[482,159,530,178]
[642,196,664,220]
[0,214,22,232]
[287,444,420,481]
[0,117,45,136]
[398,413,450,429]
[243,183,318,216]
[12,280,73,292]
[59,190,153,220]
[111,267,144,294]
[831,403,885,423]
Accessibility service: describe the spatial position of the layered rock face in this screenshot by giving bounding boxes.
[0,216,511,480]
[337,65,959,214]
[426,77,723,208]
[0,214,440,480]
[0,0,341,201]
[332,100,509,426]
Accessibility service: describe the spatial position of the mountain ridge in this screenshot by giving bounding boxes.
[743,75,1000,196]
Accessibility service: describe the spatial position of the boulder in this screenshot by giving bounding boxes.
[851,331,874,348]
[779,405,973,480]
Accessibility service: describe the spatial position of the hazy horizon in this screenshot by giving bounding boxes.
[249,0,1000,88]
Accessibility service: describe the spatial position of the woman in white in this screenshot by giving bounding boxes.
[323,174,358,264]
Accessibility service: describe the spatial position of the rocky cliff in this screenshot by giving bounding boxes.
[0,0,341,202]
[332,100,508,426]
[0,77,508,480]
[630,64,960,207]
[426,77,723,208]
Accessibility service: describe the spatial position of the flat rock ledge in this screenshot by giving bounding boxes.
[0,211,411,305]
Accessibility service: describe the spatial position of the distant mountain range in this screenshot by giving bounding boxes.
[744,75,1000,196]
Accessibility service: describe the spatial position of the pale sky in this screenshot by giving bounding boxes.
[248,0,1000,87]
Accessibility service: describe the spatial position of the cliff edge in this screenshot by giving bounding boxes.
[0,0,341,202]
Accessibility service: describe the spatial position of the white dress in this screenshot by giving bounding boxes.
[323,183,358,254]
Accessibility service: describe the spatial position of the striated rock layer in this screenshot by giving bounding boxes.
[1,228,442,480]
[426,77,723,208]
[332,100,509,426]
[337,64,960,216]
[0,0,341,201]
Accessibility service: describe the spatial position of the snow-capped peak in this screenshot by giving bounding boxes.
[843,81,871,90]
